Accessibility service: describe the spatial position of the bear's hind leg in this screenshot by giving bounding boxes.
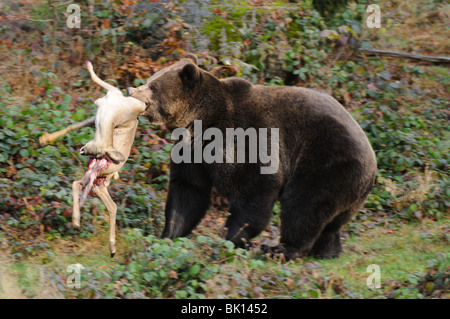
[280,204,335,260]
[265,184,339,260]
[310,231,342,259]
[310,208,355,259]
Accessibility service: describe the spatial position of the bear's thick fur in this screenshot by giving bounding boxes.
[129,54,377,259]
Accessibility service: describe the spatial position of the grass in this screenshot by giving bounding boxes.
[319,219,449,298]
[1,217,447,299]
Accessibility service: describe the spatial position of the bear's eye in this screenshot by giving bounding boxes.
[150,85,158,93]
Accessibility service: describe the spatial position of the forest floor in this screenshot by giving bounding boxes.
[0,0,448,299]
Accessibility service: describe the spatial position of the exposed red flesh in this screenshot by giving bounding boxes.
[85,156,112,187]
[79,156,112,207]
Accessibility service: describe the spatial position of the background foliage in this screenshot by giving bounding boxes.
[0,0,448,299]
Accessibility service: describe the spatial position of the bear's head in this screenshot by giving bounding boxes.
[128,54,211,130]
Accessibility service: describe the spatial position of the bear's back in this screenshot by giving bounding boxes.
[218,79,376,183]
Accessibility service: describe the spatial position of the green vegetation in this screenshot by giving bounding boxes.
[0,0,448,299]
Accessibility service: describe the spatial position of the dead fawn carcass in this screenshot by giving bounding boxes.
[40,61,146,256]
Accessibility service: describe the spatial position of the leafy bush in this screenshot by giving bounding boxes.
[195,0,328,85]
[62,230,351,299]
[65,230,250,298]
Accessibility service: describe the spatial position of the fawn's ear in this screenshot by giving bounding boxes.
[106,149,125,164]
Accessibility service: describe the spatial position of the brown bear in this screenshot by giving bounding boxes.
[128,54,377,260]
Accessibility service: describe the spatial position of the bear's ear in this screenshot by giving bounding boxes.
[182,53,198,65]
[180,63,200,85]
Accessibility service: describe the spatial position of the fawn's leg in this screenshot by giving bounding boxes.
[72,180,82,230]
[94,185,118,257]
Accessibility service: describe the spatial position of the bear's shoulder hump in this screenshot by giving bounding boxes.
[220,77,253,93]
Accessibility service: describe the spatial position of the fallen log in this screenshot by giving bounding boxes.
[359,48,450,63]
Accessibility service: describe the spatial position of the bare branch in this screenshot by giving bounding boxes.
[360,48,450,63]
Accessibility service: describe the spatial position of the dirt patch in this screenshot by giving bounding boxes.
[0,245,63,299]
[0,249,25,299]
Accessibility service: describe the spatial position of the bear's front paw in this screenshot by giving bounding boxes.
[261,244,286,261]
[261,244,305,262]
